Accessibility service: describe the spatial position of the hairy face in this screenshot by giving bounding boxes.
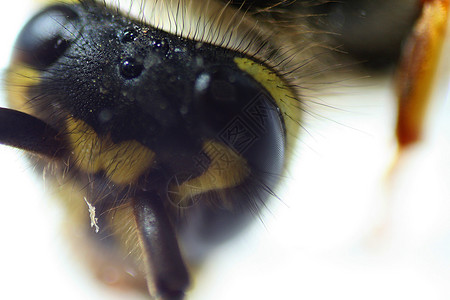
[0,1,449,300]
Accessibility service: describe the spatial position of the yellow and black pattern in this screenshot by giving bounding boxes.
[2,0,302,298]
[1,0,444,299]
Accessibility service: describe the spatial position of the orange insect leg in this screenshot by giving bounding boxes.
[395,0,449,148]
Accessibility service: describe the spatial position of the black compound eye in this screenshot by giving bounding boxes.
[195,66,286,180]
[120,57,144,79]
[14,5,79,69]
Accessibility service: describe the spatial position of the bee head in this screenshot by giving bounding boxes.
[3,1,303,298]
[10,2,288,197]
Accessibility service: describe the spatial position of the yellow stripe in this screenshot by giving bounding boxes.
[168,140,250,206]
[233,57,301,158]
[66,117,156,185]
[5,64,41,113]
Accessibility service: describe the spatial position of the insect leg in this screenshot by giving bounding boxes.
[396,0,449,147]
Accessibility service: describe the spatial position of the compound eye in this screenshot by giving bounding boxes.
[14,5,79,69]
[196,65,286,179]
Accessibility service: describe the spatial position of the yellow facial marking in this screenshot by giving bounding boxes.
[168,140,250,206]
[233,57,300,154]
[5,64,41,112]
[66,117,156,185]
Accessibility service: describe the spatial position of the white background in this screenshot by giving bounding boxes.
[0,1,450,299]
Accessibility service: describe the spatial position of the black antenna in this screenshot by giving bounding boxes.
[0,108,64,157]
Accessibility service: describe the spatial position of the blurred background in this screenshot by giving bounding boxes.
[0,1,449,299]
